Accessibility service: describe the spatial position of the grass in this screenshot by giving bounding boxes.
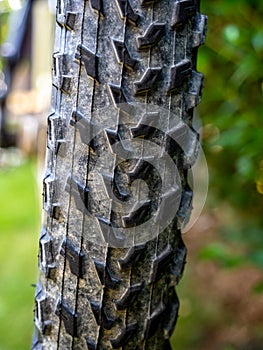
[0,160,40,350]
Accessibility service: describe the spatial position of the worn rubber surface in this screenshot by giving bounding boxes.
[32,0,207,349]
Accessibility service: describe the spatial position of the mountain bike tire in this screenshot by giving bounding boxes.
[32,0,207,349]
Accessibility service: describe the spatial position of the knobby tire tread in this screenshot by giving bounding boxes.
[33,0,207,349]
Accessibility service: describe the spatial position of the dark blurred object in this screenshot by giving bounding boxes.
[0,0,33,147]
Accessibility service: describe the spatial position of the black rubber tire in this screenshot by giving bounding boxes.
[32,1,207,349]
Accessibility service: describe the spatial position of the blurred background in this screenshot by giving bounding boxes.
[0,0,263,349]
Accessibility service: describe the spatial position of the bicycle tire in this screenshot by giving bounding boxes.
[32,0,207,349]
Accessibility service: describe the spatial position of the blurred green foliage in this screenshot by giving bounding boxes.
[0,161,39,349]
[198,0,263,268]
[0,0,11,70]
[0,1,11,39]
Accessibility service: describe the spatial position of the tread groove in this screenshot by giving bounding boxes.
[115,0,140,25]
[145,302,165,339]
[66,176,90,212]
[134,67,162,95]
[108,84,133,114]
[115,283,143,310]
[56,301,78,337]
[149,245,173,283]
[119,244,146,268]
[93,259,121,288]
[110,323,137,348]
[112,39,138,69]
[70,110,94,146]
[171,0,196,28]
[90,0,103,13]
[137,22,165,49]
[75,44,99,81]
[90,300,116,329]
[168,59,191,92]
[57,11,77,30]
[60,239,85,278]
